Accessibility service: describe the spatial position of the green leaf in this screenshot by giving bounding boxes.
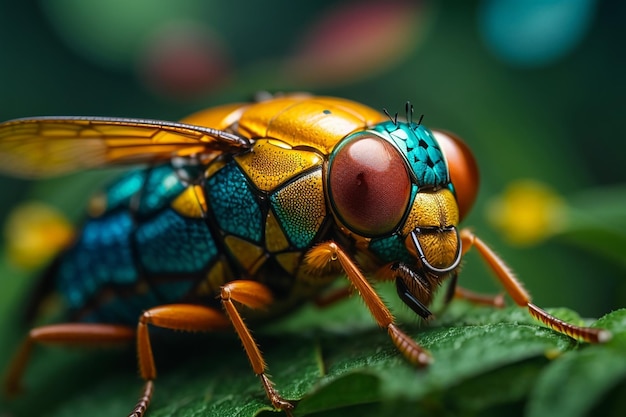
[527,310,626,417]
[3,295,624,416]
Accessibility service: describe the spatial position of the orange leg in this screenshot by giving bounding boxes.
[220,280,295,415]
[314,285,353,307]
[132,282,295,416]
[442,270,505,308]
[306,242,431,367]
[460,229,611,343]
[130,303,231,417]
[454,286,505,308]
[4,323,135,396]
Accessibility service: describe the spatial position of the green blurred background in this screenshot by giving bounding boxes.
[0,0,624,323]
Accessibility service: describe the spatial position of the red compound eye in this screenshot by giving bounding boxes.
[328,135,411,236]
[431,130,479,221]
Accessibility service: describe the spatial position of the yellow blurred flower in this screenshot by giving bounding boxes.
[4,202,74,269]
[487,180,566,246]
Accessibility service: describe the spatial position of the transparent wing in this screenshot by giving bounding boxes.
[0,116,251,178]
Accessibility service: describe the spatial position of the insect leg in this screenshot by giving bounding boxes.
[132,304,230,417]
[306,242,432,367]
[454,287,505,307]
[220,280,295,415]
[314,286,353,307]
[4,323,134,395]
[460,229,611,343]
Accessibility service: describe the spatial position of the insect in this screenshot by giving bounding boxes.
[0,94,611,416]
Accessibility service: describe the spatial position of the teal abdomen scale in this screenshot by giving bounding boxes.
[58,148,329,322]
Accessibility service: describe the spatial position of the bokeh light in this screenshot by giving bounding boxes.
[286,0,427,85]
[478,0,597,67]
[137,22,230,99]
[41,0,211,70]
[40,0,226,98]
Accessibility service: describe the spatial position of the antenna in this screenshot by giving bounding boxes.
[405,101,414,124]
[383,108,398,126]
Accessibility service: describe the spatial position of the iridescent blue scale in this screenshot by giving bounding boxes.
[369,235,414,265]
[83,291,161,324]
[55,161,218,323]
[138,165,187,215]
[135,208,218,274]
[54,155,322,324]
[57,210,137,311]
[206,161,263,243]
[103,170,146,211]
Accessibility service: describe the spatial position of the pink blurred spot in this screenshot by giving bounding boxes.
[138,23,230,99]
[287,0,424,85]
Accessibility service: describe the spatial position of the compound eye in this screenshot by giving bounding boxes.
[432,130,479,221]
[329,135,411,236]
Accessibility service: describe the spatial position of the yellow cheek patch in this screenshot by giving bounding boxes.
[401,188,459,235]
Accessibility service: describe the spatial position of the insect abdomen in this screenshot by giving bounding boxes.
[54,141,333,323]
[56,163,218,323]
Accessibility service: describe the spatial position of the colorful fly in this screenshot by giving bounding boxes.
[0,94,611,416]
